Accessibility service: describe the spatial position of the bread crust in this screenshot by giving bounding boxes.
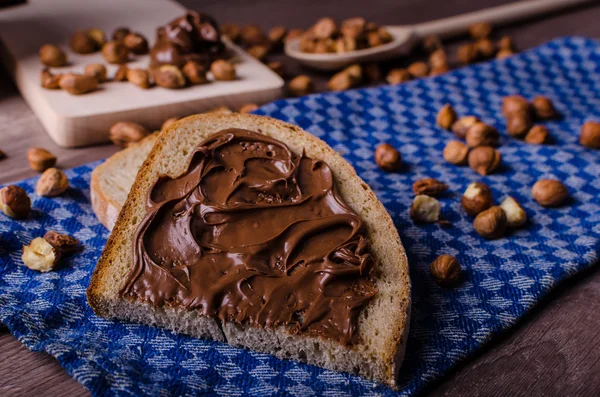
[87,113,410,388]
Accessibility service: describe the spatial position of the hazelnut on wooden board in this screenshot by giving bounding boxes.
[436,104,457,130]
[123,32,149,55]
[430,254,461,287]
[267,61,285,77]
[36,168,69,197]
[386,69,411,85]
[531,96,558,119]
[112,27,131,42]
[154,65,186,89]
[465,122,499,147]
[375,143,402,172]
[0,185,31,219]
[44,231,80,254]
[59,73,98,95]
[102,41,129,64]
[40,68,61,89]
[22,237,60,272]
[407,62,429,78]
[161,117,178,130]
[363,63,382,82]
[429,48,448,69]
[127,68,151,89]
[239,103,259,114]
[109,122,149,147]
[461,182,493,216]
[241,25,267,46]
[410,194,441,223]
[496,48,516,59]
[525,125,549,145]
[84,64,107,83]
[502,95,530,117]
[579,121,600,149]
[452,116,479,139]
[443,141,469,165]
[71,31,97,54]
[473,206,507,239]
[506,110,532,138]
[39,44,67,67]
[27,148,57,172]
[532,179,569,207]
[210,60,237,81]
[469,21,492,39]
[114,65,129,82]
[182,61,207,85]
[468,146,501,176]
[285,28,303,43]
[288,75,314,96]
[474,38,495,59]
[457,43,478,65]
[412,178,448,197]
[500,196,527,228]
[86,28,106,47]
[422,35,442,53]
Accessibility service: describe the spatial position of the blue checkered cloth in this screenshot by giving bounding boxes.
[1,37,599,396]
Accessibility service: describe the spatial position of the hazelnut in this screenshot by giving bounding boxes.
[267,61,285,77]
[59,73,98,95]
[502,95,530,117]
[239,103,259,114]
[363,63,382,82]
[22,237,60,272]
[285,28,304,43]
[154,65,186,89]
[328,70,355,91]
[465,122,499,147]
[422,35,442,53]
[44,231,80,254]
[474,38,496,59]
[112,27,131,42]
[40,68,61,89]
[248,45,270,61]
[412,178,448,197]
[443,141,469,165]
[457,43,478,65]
[36,168,69,197]
[0,149,6,160]
[241,25,267,46]
[313,17,337,39]
[27,147,57,172]
[288,75,314,96]
[461,182,493,216]
[429,48,448,69]
[410,194,441,223]
[532,179,569,207]
[84,63,107,83]
[102,41,129,64]
[0,185,31,219]
[86,28,106,47]
[506,111,532,138]
[430,254,461,287]
[182,61,207,85]
[123,32,149,55]
[161,117,178,130]
[386,68,411,85]
[580,121,600,149]
[468,146,501,176]
[436,104,457,130]
[429,65,449,76]
[71,31,98,54]
[340,17,366,38]
[407,62,429,79]
[469,22,492,39]
[531,96,558,119]
[452,116,479,139]
[500,196,527,228]
[375,143,402,172]
[127,68,151,89]
[345,64,362,83]
[39,44,67,67]
[497,36,515,51]
[221,24,241,42]
[377,28,393,45]
[114,65,129,82]
[210,60,237,81]
[268,26,287,48]
[109,121,149,147]
[496,48,516,59]
[473,206,507,239]
[525,125,549,145]
[315,38,336,53]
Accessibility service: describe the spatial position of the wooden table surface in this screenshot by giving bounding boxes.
[1,0,600,396]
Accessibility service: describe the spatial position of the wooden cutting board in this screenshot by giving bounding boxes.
[0,0,284,147]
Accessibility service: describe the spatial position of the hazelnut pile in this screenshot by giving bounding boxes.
[502,94,559,141]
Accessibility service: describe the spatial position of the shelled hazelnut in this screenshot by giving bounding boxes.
[112,27,131,42]
[39,44,67,67]
[27,148,57,172]
[36,168,69,197]
[182,61,207,85]
[267,61,285,77]
[375,143,402,172]
[410,194,441,223]
[436,104,457,130]
[412,178,448,197]
[469,22,492,39]
[102,41,128,64]
[468,146,501,176]
[211,60,237,81]
[86,28,106,48]
[84,64,107,83]
[452,116,479,139]
[127,68,151,89]
[532,179,569,207]
[461,182,493,216]
[473,206,507,239]
[114,65,129,81]
[288,75,314,96]
[465,122,499,147]
[109,121,149,147]
[221,23,241,42]
[430,254,461,287]
[241,25,267,47]
[239,103,259,114]
[386,69,411,85]
[502,95,530,118]
[22,237,60,272]
[506,111,532,138]
[123,32,149,55]
[44,231,80,254]
[500,196,527,228]
[71,31,98,54]
[443,141,469,165]
[580,121,600,149]
[0,185,31,219]
[524,125,549,144]
[40,68,61,89]
[59,73,98,95]
[531,96,558,119]
[407,62,429,79]
[161,117,178,130]
[457,43,478,65]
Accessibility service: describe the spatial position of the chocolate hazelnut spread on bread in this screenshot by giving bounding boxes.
[120,129,377,345]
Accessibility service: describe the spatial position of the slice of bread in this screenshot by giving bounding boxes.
[87,113,411,388]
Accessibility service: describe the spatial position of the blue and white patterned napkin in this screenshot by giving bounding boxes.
[1,37,599,396]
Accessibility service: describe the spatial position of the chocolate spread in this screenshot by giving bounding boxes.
[120,129,377,345]
[150,11,225,68]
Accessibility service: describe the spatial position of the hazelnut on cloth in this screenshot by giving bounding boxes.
[412,178,448,197]
[430,255,461,287]
[22,237,60,272]
[500,196,527,228]
[410,195,441,223]
[0,185,31,219]
[443,141,469,165]
[468,146,501,176]
[36,168,69,197]
[580,121,600,149]
[375,143,402,172]
[473,206,507,239]
[532,179,569,207]
[436,104,457,130]
[461,182,493,217]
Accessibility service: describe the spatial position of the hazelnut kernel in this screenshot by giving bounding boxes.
[36,168,69,197]
[375,143,402,172]
[524,125,549,145]
[44,231,80,254]
[239,103,259,114]
[468,146,501,176]
[210,60,237,81]
[532,179,569,207]
[123,32,149,55]
[0,185,31,219]
[452,116,479,139]
[27,148,57,172]
[182,61,208,85]
[430,254,461,287]
[461,182,493,216]
[86,28,106,47]
[22,237,60,272]
[443,141,469,165]
[579,121,600,149]
[386,68,411,85]
[506,110,533,138]
[58,73,98,95]
[407,61,429,78]
[154,65,186,89]
[288,75,314,96]
[109,121,149,148]
[84,63,107,83]
[412,178,448,197]
[469,21,492,39]
[531,96,558,119]
[410,194,441,223]
[101,41,129,64]
[465,122,499,147]
[436,104,457,130]
[161,117,178,131]
[39,44,67,67]
[71,31,98,54]
[473,206,507,239]
[500,196,527,228]
[126,68,151,89]
[502,95,530,118]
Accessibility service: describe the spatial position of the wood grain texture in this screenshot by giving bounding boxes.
[1,0,600,396]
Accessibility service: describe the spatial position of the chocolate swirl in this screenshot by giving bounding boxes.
[120,129,377,345]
